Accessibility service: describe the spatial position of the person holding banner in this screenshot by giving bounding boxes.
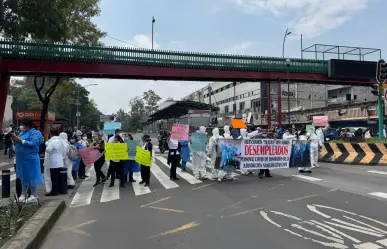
[139,135,153,187]
[107,130,126,188]
[294,130,312,173]
[238,128,259,176]
[179,140,190,172]
[191,126,208,180]
[167,136,180,181]
[123,133,140,183]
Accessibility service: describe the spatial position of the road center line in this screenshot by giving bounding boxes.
[292,175,323,182]
[367,170,387,175]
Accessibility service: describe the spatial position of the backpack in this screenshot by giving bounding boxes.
[68,145,80,161]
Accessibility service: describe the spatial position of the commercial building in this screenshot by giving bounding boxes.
[182,82,377,127]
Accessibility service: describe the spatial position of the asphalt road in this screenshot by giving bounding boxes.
[39,144,387,249]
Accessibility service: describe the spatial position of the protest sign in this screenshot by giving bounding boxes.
[313,116,328,127]
[190,132,207,152]
[104,122,122,135]
[78,148,102,165]
[171,123,189,141]
[219,139,242,170]
[126,140,140,160]
[105,143,128,160]
[306,125,315,133]
[240,139,292,170]
[290,140,311,168]
[135,147,152,167]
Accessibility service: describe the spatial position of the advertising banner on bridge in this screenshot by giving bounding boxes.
[240,139,292,170]
[171,123,189,141]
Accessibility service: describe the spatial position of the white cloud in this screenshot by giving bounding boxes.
[80,34,207,114]
[223,42,253,54]
[231,0,368,38]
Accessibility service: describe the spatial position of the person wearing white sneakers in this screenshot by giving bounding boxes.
[13,119,44,203]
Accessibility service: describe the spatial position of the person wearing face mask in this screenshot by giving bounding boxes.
[191,126,208,180]
[91,134,106,186]
[223,125,232,139]
[81,136,89,147]
[107,129,126,188]
[307,126,322,169]
[140,135,153,186]
[238,128,258,176]
[12,119,43,202]
[208,128,221,180]
[167,133,180,181]
[59,132,75,189]
[70,136,85,180]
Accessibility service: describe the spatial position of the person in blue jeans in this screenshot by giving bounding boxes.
[179,140,190,172]
[71,135,85,180]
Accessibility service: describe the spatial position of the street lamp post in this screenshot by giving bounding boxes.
[282,29,292,58]
[286,59,291,126]
[152,16,155,49]
[76,83,98,128]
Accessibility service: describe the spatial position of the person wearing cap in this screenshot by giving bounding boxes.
[139,134,152,187]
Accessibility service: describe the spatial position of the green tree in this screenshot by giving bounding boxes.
[128,97,145,132]
[143,90,162,114]
[114,109,130,131]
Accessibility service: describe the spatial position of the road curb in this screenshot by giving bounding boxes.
[1,199,66,249]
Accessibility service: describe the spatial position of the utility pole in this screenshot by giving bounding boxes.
[376,59,386,139]
[152,16,155,49]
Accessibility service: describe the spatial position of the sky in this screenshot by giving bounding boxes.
[75,0,387,114]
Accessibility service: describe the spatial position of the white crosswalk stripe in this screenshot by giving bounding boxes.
[367,170,387,175]
[368,192,387,199]
[156,156,202,184]
[292,175,323,182]
[70,166,96,208]
[132,172,151,196]
[100,181,120,203]
[150,163,179,189]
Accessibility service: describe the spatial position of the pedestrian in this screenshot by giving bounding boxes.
[167,135,180,181]
[45,131,67,196]
[123,133,139,183]
[179,139,190,172]
[108,130,125,188]
[70,136,84,181]
[208,128,221,179]
[191,126,208,180]
[295,129,312,173]
[0,128,4,151]
[59,132,75,189]
[91,134,106,187]
[13,118,43,202]
[308,127,322,168]
[139,135,152,186]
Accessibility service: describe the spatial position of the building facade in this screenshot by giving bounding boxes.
[182,82,377,127]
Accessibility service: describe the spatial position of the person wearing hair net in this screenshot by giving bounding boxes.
[59,132,75,189]
[238,128,259,175]
[223,125,232,139]
[191,126,208,180]
[307,126,322,169]
[208,128,221,179]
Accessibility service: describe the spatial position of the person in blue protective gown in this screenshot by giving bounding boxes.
[179,140,190,172]
[122,133,140,183]
[13,118,43,203]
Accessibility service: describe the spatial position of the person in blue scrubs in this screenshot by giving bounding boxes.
[13,119,43,203]
[179,140,190,172]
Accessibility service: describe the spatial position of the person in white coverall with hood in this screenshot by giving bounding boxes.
[307,127,322,168]
[59,132,75,189]
[217,125,235,181]
[191,126,208,180]
[208,128,221,179]
[238,128,259,175]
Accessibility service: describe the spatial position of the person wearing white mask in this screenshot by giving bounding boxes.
[238,128,259,176]
[296,129,312,173]
[307,127,322,169]
[208,128,221,179]
[59,132,75,189]
[81,136,89,147]
[191,126,208,180]
[282,128,296,141]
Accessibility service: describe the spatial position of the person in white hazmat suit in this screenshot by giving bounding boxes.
[238,128,259,175]
[45,134,67,196]
[313,125,329,167]
[59,132,75,188]
[191,126,208,180]
[208,128,222,179]
[223,125,232,139]
[307,127,322,169]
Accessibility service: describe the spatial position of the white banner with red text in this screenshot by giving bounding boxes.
[240,139,292,170]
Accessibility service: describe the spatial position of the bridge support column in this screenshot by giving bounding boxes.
[0,73,10,128]
[277,79,282,128]
[267,82,271,129]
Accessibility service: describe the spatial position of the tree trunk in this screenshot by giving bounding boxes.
[40,100,49,134]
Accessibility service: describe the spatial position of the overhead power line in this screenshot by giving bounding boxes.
[105,35,141,48]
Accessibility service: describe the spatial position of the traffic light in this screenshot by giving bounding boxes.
[376,59,387,83]
[371,84,379,96]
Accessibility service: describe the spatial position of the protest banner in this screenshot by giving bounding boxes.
[135,147,152,167]
[78,148,102,165]
[126,140,141,160]
[190,132,207,152]
[313,116,328,127]
[219,139,242,170]
[290,140,311,168]
[240,139,292,170]
[105,143,128,160]
[171,123,189,141]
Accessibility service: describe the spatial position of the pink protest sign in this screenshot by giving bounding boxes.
[313,116,328,127]
[171,124,189,141]
[78,148,102,165]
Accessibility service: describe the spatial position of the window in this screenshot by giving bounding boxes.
[346,94,351,101]
[239,102,245,110]
[354,95,357,100]
[233,103,236,112]
[225,106,229,113]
